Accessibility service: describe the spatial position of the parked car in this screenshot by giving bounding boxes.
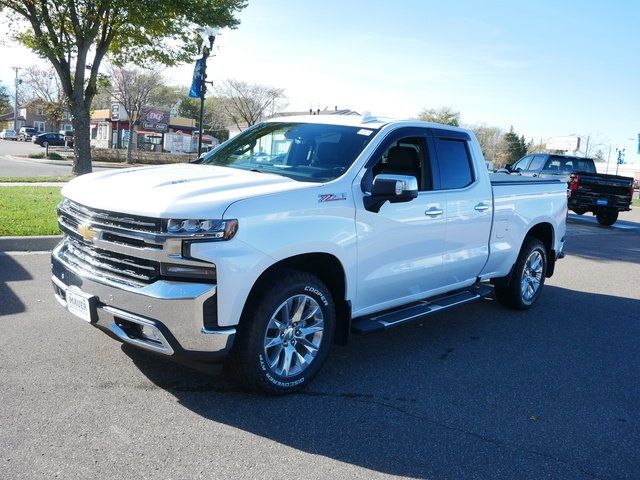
[0,129,17,140]
[507,153,634,226]
[33,132,73,148]
[52,116,567,394]
[18,127,39,141]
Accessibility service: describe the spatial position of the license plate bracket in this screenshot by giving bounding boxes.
[66,286,98,323]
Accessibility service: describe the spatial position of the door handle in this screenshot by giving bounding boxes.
[474,203,490,212]
[425,208,444,217]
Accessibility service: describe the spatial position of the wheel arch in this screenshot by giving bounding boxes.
[240,252,351,345]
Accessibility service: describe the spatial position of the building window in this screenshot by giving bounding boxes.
[62,111,71,121]
[62,124,73,132]
[97,124,109,140]
[37,107,44,116]
[34,121,46,132]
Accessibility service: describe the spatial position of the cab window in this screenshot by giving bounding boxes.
[372,136,431,191]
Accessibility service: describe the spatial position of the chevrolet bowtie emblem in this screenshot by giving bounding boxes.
[78,224,98,242]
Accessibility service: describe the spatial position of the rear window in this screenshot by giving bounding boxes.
[543,156,596,174]
[434,138,474,189]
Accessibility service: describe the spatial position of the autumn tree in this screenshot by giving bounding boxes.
[215,79,287,131]
[0,83,10,114]
[108,66,163,164]
[468,124,503,162]
[0,0,246,174]
[417,106,461,126]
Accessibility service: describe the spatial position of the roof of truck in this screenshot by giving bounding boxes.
[264,114,473,135]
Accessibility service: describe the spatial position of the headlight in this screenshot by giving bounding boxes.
[165,219,238,240]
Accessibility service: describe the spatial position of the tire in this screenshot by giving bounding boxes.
[494,237,547,310]
[596,209,618,226]
[227,269,336,394]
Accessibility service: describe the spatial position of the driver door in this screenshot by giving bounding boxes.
[352,127,447,316]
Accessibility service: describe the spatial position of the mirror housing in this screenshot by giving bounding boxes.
[363,174,419,213]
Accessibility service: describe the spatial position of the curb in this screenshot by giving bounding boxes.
[6,155,139,169]
[0,235,62,252]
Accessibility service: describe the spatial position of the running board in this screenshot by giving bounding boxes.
[351,284,493,334]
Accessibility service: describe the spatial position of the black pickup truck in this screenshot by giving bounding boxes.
[507,154,634,226]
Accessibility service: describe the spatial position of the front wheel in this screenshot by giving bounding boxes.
[494,238,547,310]
[227,270,336,394]
[596,209,618,226]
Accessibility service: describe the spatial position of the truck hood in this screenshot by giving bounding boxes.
[62,163,316,218]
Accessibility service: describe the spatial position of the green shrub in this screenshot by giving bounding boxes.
[28,153,45,159]
[46,152,63,160]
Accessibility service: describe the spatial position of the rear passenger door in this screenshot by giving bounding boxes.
[431,129,493,288]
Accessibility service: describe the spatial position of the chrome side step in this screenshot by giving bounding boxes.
[351,284,493,334]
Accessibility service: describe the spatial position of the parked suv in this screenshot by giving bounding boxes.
[508,154,633,226]
[18,127,39,141]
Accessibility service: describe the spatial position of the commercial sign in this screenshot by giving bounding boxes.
[546,136,580,151]
[142,108,170,132]
[110,103,120,121]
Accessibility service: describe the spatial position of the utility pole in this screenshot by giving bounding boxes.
[606,145,612,174]
[12,67,20,131]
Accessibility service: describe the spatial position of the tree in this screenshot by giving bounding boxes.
[497,126,529,166]
[215,79,287,131]
[20,65,67,130]
[468,124,503,162]
[0,83,10,114]
[0,1,246,175]
[109,65,163,164]
[417,106,460,126]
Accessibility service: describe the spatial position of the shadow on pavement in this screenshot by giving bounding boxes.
[0,254,31,316]
[124,285,640,479]
[565,225,640,264]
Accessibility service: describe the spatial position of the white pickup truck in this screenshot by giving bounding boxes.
[52,115,567,393]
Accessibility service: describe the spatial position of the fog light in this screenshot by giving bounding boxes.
[141,325,162,343]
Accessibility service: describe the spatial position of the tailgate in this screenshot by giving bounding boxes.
[575,173,633,197]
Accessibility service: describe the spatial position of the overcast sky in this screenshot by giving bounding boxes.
[1,0,638,163]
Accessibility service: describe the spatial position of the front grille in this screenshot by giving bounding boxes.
[60,237,160,286]
[58,199,162,233]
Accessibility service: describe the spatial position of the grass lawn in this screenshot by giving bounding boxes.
[0,186,62,236]
[633,198,640,207]
[0,176,72,183]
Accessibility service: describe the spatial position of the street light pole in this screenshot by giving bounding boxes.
[197,27,218,157]
[12,67,19,131]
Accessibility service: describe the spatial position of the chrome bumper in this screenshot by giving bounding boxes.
[51,243,235,360]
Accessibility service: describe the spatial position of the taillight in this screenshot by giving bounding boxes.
[568,173,580,197]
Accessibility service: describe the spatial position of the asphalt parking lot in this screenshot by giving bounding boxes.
[1,212,639,479]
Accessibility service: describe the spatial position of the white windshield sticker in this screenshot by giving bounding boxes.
[357,129,373,136]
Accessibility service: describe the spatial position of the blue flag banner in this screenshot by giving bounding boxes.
[188,59,204,98]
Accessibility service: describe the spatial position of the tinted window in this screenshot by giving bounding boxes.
[543,156,596,174]
[372,136,431,190]
[526,154,547,171]
[513,155,532,171]
[435,138,473,189]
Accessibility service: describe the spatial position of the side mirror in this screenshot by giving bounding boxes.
[363,174,418,213]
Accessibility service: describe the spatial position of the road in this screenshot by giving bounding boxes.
[1,213,639,479]
[0,153,109,177]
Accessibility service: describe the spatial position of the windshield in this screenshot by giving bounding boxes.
[199,122,377,182]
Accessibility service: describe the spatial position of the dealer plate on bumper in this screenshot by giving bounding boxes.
[66,286,98,323]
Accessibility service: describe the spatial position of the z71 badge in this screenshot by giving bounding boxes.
[318,193,347,203]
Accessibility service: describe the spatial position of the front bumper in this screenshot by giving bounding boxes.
[51,243,235,362]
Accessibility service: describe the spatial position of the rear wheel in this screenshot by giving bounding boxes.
[494,238,547,310]
[596,209,618,226]
[227,270,336,394]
